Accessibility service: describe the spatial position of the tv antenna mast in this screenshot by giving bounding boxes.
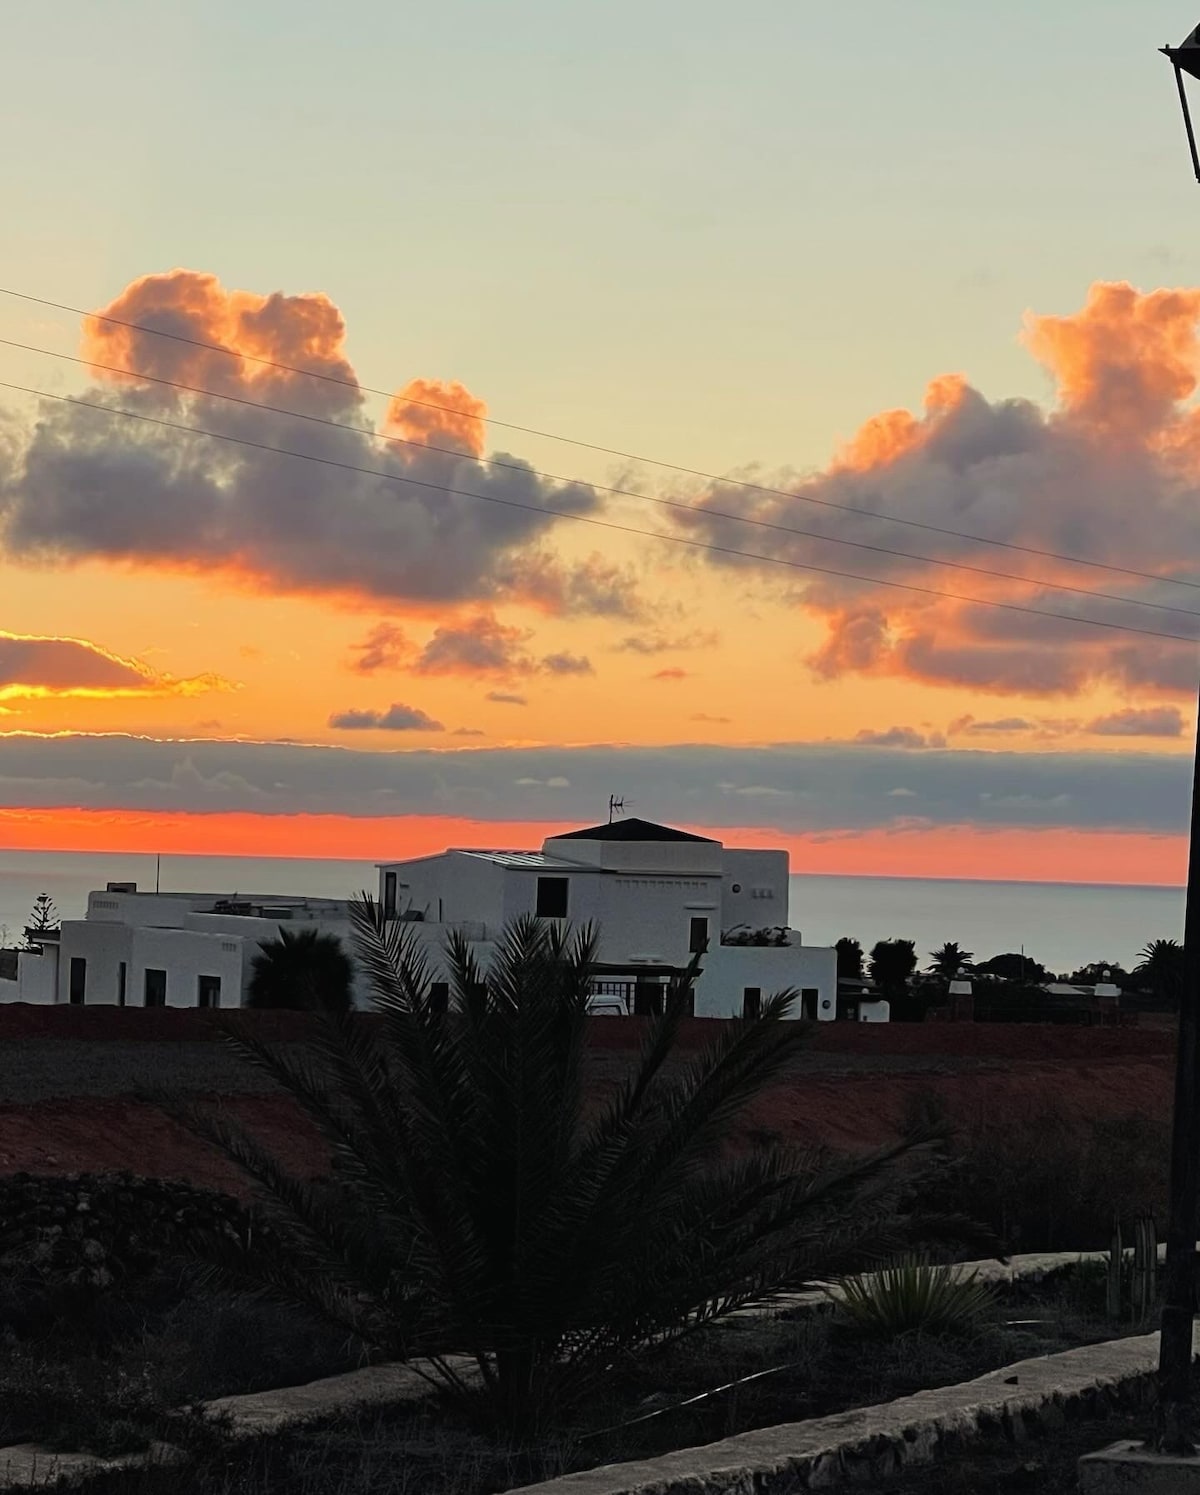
[608,795,627,824]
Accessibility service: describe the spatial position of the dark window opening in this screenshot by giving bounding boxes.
[801,988,819,1021]
[68,957,87,1006]
[117,962,127,1007]
[743,986,762,1019]
[689,917,709,955]
[429,981,449,1016]
[198,974,222,1009]
[633,982,663,1017]
[144,968,167,1008]
[383,871,398,918]
[536,877,569,918]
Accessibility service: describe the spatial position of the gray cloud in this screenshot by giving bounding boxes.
[0,271,606,612]
[853,726,946,749]
[0,733,1191,836]
[541,652,593,676]
[1087,706,1186,738]
[328,703,444,732]
[615,630,720,655]
[486,691,528,706]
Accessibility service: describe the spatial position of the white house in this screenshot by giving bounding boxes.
[0,885,364,1009]
[378,818,887,1022]
[0,819,887,1022]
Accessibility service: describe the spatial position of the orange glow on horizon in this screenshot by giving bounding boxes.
[0,808,1182,888]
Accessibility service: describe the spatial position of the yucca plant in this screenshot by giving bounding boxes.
[169,899,946,1439]
[828,1258,995,1340]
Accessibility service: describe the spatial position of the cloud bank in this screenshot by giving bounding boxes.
[0,732,1189,837]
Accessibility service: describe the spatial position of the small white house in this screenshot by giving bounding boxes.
[379,817,885,1022]
[0,885,363,1009]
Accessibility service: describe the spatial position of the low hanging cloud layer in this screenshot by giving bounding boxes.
[0,732,1190,837]
[0,271,616,613]
[678,283,1200,700]
[0,631,228,699]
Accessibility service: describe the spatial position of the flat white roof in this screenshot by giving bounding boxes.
[454,850,599,871]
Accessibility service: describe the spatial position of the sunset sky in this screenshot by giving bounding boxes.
[5,1,1200,883]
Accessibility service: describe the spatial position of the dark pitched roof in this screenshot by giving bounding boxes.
[550,818,717,844]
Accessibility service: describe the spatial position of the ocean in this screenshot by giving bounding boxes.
[0,849,1184,977]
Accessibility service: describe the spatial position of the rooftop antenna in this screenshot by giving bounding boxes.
[608,795,626,824]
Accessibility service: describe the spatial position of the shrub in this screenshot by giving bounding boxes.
[828,1258,995,1339]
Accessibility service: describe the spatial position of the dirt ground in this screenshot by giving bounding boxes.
[0,1004,1175,1190]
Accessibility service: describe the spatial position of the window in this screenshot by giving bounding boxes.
[429,981,449,1017]
[117,962,127,1007]
[197,974,222,1009]
[144,968,167,1008]
[536,877,569,918]
[68,957,87,1006]
[689,917,709,955]
[383,871,398,919]
[742,987,762,1019]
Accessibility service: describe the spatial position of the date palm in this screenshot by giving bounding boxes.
[929,942,974,980]
[1135,939,1184,1004]
[176,900,941,1438]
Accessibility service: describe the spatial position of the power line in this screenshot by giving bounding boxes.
[1,376,1196,648]
[6,335,1200,623]
[3,284,1198,595]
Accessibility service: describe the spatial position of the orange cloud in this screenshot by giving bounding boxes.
[683,281,1200,702]
[384,379,486,458]
[1023,282,1200,440]
[0,631,230,700]
[82,269,358,403]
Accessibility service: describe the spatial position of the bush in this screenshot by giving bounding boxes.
[901,1092,1169,1254]
[828,1258,995,1339]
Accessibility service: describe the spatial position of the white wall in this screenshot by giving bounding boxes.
[128,927,245,1009]
[379,852,506,936]
[720,850,790,936]
[694,943,838,1020]
[16,943,59,1003]
[540,834,723,876]
[58,920,133,1005]
[497,867,722,967]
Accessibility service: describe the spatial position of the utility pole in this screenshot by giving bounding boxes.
[1155,24,1200,1456]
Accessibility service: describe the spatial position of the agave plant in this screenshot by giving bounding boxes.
[171,899,944,1438]
[829,1258,995,1340]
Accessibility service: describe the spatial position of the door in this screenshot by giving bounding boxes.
[197,974,221,1009]
[144,968,167,1007]
[68,957,86,1006]
[689,917,709,955]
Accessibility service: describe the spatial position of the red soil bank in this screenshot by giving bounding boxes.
[0,1004,1176,1188]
